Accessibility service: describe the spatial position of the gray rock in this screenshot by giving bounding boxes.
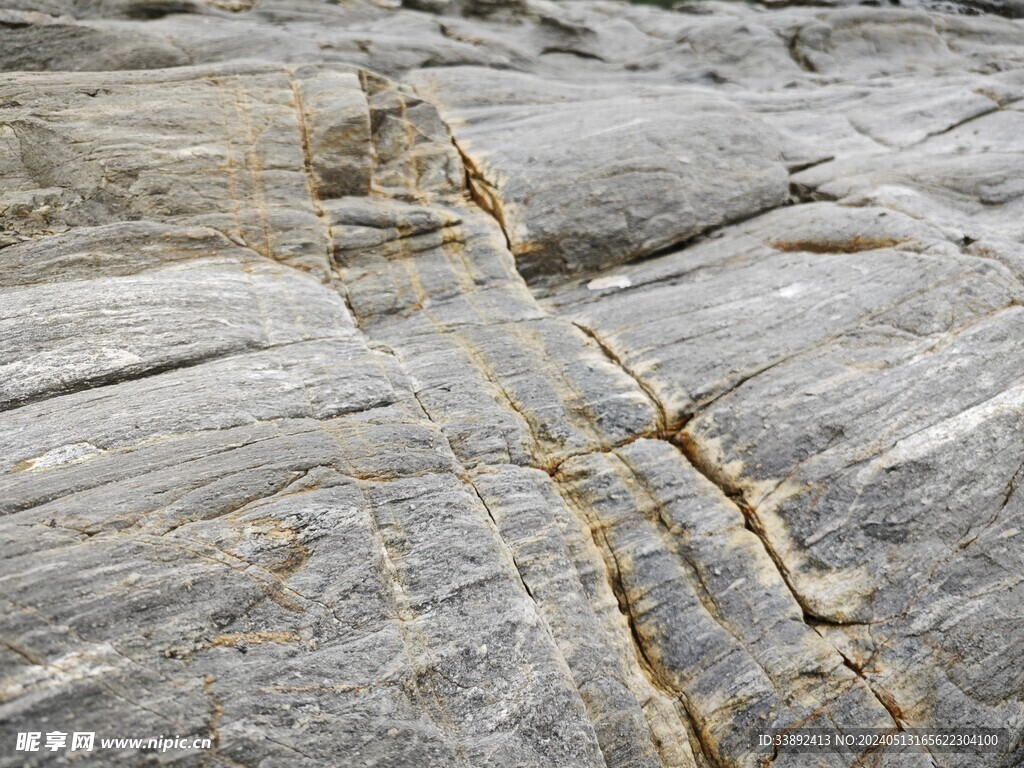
[409,67,791,283]
[2,0,1023,766]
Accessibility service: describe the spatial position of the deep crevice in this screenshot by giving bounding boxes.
[450,135,514,253]
[539,47,607,62]
[785,31,817,73]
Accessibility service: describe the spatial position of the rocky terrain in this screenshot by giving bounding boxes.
[1,0,1023,766]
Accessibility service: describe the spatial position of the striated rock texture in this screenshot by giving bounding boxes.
[1,1,1022,767]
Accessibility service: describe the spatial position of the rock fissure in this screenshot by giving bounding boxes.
[573,501,721,768]
[2,344,257,414]
[613,445,793,694]
[671,435,916,739]
[449,135,514,254]
[573,320,671,435]
[672,432,823,621]
[542,278,923,745]
[911,97,1024,147]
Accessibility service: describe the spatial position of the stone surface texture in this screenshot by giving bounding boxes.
[1,0,1022,766]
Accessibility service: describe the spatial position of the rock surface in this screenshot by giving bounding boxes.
[1,0,1022,767]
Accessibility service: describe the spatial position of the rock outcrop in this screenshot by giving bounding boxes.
[1,1,1022,767]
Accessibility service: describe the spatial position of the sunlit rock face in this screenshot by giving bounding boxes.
[1,1,1022,767]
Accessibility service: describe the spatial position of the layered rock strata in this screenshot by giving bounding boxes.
[1,1,1022,767]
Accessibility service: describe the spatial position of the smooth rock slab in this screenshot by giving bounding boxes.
[409,67,791,283]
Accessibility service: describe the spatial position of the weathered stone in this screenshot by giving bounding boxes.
[410,67,791,283]
[2,0,1023,766]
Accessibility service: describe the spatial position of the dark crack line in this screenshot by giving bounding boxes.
[573,320,670,434]
[409,383,574,690]
[566,305,917,739]
[672,433,911,736]
[910,97,1024,148]
[0,335,351,416]
[957,456,1024,554]
[335,78,783,767]
[783,29,817,73]
[576,501,723,768]
[450,136,514,253]
[612,445,794,697]
[672,432,818,619]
